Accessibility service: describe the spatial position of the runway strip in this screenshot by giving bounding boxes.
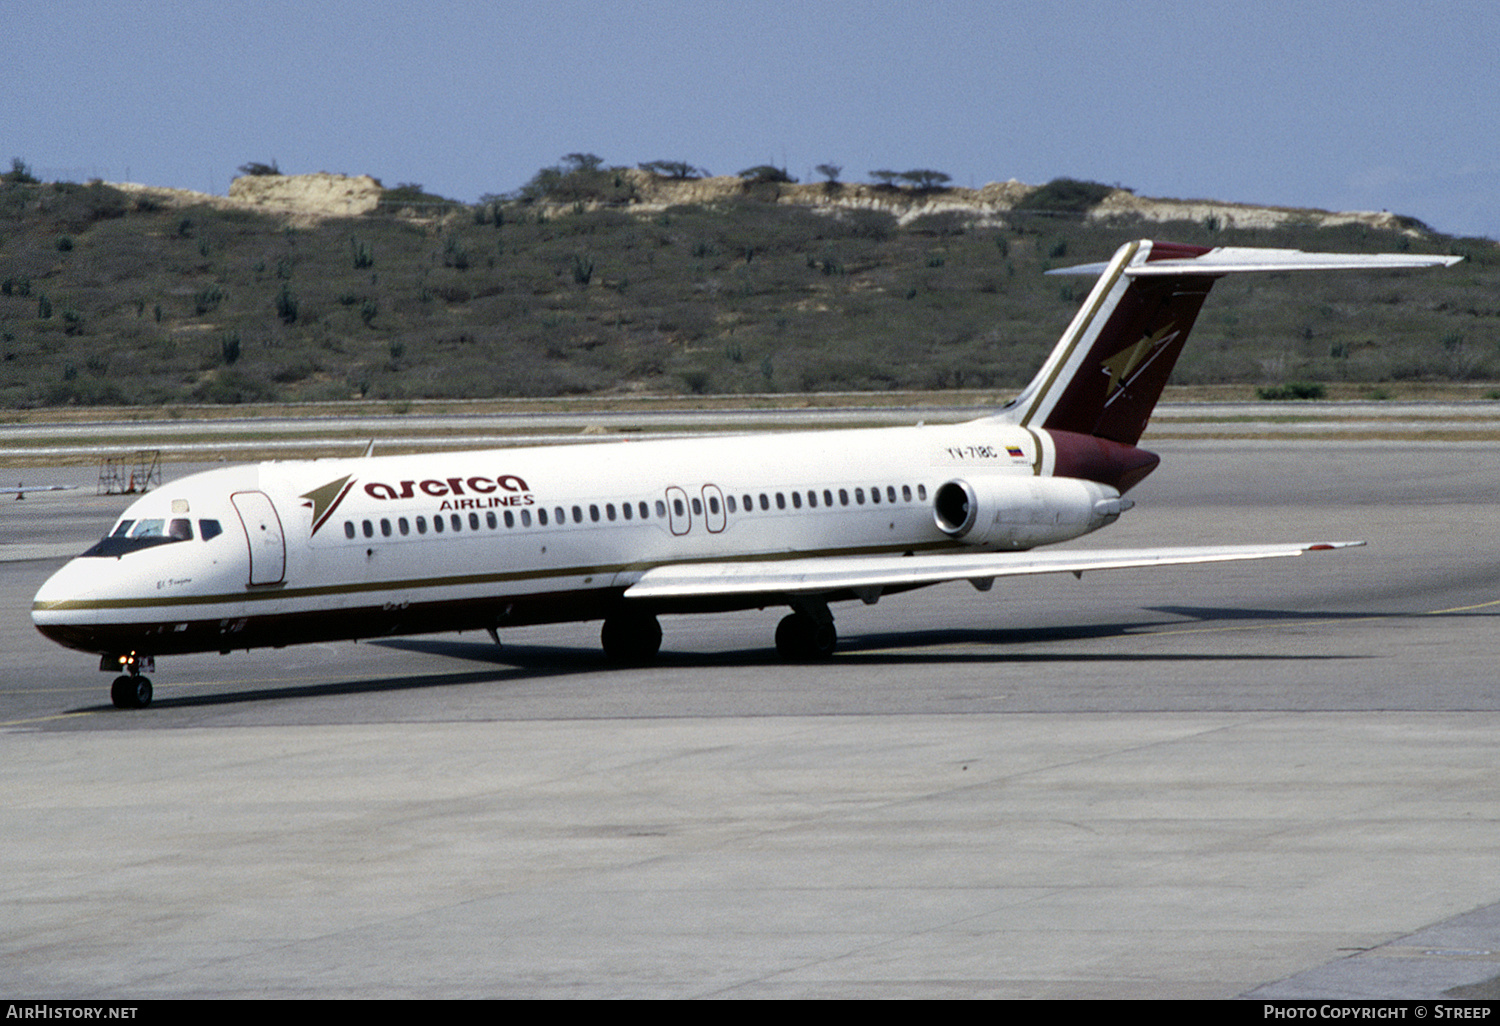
[5,399,1500,462]
[3,435,1500,998]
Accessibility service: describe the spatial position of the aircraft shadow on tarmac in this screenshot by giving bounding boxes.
[375,604,1382,668]
[66,606,1383,714]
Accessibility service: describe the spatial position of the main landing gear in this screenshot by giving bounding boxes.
[103,653,154,709]
[774,604,837,661]
[599,604,838,664]
[600,612,663,665]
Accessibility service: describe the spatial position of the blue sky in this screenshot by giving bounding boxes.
[9,0,1498,239]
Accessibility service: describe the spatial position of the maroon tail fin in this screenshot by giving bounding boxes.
[1003,240,1216,446]
[1000,240,1461,447]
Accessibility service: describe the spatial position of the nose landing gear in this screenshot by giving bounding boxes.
[110,675,153,709]
[102,653,155,709]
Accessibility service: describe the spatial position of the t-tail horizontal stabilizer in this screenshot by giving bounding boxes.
[1000,240,1461,448]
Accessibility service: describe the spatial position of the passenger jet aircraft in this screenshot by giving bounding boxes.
[32,239,1460,708]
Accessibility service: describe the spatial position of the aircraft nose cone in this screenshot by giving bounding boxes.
[33,556,96,608]
[32,558,109,652]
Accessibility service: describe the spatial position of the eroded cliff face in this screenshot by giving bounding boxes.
[617,169,1036,227]
[227,172,383,216]
[601,168,1417,234]
[108,173,384,220]
[1088,189,1416,233]
[108,169,1416,235]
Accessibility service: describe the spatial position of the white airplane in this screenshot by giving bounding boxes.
[31,239,1460,708]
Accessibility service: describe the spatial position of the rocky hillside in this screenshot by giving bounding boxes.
[0,168,1488,409]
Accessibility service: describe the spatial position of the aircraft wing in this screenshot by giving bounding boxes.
[0,485,78,496]
[622,541,1363,602]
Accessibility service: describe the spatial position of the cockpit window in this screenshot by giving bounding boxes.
[84,515,200,558]
[199,519,223,541]
[82,533,179,558]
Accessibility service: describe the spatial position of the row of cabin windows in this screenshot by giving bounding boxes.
[734,484,927,513]
[343,503,661,540]
[341,482,931,541]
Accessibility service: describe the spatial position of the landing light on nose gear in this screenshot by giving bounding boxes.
[103,653,155,709]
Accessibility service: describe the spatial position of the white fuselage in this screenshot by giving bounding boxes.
[32,417,1123,658]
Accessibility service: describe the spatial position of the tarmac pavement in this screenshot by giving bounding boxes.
[3,436,1500,999]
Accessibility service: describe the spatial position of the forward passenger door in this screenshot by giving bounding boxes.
[231,491,286,586]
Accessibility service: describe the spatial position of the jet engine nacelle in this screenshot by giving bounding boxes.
[933,475,1130,549]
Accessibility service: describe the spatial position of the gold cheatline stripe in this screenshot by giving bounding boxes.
[1018,240,1139,428]
[34,540,962,613]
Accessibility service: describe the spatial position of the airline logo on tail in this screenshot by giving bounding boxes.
[1101,323,1181,403]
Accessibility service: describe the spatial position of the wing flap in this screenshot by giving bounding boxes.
[623,541,1363,601]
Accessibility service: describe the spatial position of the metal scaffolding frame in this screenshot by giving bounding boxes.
[97,450,161,495]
